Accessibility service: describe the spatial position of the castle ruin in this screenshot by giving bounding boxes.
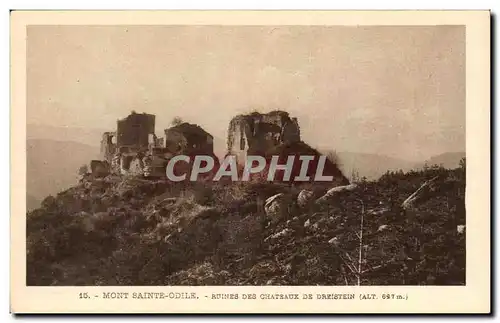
[96,111,216,177]
[227,110,301,163]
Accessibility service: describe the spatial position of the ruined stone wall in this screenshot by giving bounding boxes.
[227,116,255,163]
[100,132,117,162]
[164,129,187,154]
[164,123,215,156]
[227,111,301,161]
[116,112,156,148]
[281,118,301,144]
[260,111,287,129]
[155,137,164,148]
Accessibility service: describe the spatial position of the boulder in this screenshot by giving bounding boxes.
[367,206,390,216]
[377,224,390,232]
[264,228,292,242]
[328,237,340,246]
[325,183,358,194]
[160,197,179,206]
[297,189,314,208]
[315,184,358,204]
[264,193,292,220]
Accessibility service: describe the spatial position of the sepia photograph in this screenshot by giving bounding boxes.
[10,10,490,314]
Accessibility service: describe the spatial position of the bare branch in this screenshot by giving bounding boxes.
[357,199,365,286]
[401,175,440,210]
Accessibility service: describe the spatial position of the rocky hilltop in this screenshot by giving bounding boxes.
[27,164,465,286]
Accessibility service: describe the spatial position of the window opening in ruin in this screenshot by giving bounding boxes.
[240,135,246,150]
[122,156,134,170]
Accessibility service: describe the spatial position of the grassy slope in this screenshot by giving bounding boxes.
[27,166,465,286]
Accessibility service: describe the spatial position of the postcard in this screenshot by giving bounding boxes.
[10,10,491,314]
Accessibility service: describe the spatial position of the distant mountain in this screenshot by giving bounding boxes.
[27,124,106,205]
[27,124,107,148]
[414,152,466,170]
[322,151,466,181]
[27,139,100,203]
[333,152,416,181]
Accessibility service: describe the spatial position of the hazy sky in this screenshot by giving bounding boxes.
[27,25,465,161]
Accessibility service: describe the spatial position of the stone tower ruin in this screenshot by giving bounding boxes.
[226,110,301,163]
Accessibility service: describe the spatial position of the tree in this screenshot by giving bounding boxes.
[171,117,184,126]
[459,157,466,170]
[351,169,360,183]
[326,150,339,165]
[78,164,89,176]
